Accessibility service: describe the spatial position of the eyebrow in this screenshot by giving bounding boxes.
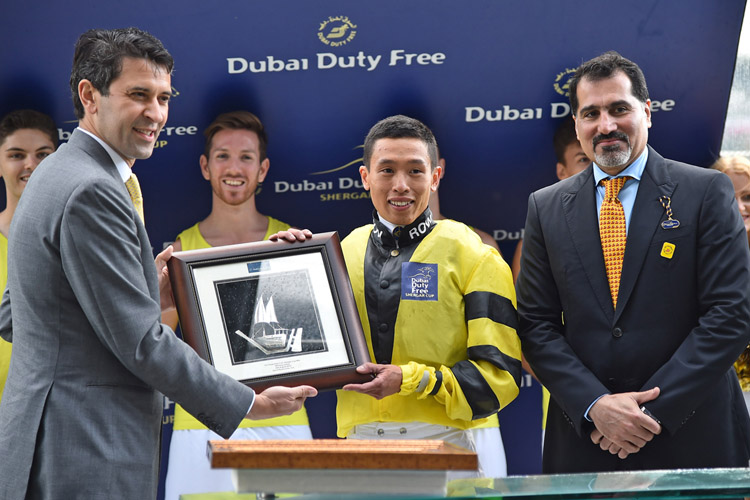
[579,99,633,114]
[213,147,257,154]
[128,86,171,96]
[377,158,428,165]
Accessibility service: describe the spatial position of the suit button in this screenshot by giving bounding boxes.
[379,323,388,333]
[612,327,623,338]
[380,280,389,288]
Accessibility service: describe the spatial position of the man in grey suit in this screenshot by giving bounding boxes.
[0,27,316,499]
[517,51,750,472]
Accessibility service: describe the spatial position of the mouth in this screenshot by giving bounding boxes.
[20,174,31,182]
[389,199,413,209]
[133,127,157,141]
[593,132,629,149]
[223,179,245,187]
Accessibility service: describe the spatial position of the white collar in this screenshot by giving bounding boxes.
[77,127,132,182]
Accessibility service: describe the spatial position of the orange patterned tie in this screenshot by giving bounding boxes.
[600,177,629,308]
[125,173,145,223]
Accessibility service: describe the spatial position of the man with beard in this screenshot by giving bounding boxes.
[516,51,750,472]
[163,110,312,500]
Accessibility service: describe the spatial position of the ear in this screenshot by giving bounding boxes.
[258,158,270,182]
[78,79,98,116]
[556,162,567,181]
[644,99,652,129]
[359,165,370,190]
[199,154,210,180]
[431,164,442,192]
[437,158,446,180]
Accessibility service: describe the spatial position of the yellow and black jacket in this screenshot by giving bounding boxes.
[337,208,521,436]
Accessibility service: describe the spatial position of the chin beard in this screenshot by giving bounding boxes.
[595,145,631,168]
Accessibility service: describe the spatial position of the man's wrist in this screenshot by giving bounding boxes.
[584,393,608,422]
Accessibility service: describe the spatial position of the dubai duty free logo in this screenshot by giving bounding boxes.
[553,67,577,97]
[318,16,357,47]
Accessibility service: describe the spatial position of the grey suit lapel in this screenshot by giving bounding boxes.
[562,167,615,320]
[614,146,676,322]
[68,129,145,229]
[68,129,123,184]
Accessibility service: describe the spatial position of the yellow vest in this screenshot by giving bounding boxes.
[172,217,310,430]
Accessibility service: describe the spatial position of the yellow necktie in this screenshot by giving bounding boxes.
[599,177,629,308]
[125,173,145,223]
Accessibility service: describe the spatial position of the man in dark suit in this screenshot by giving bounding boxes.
[517,51,750,472]
[0,28,315,499]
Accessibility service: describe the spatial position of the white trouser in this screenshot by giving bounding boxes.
[164,425,312,500]
[347,421,506,479]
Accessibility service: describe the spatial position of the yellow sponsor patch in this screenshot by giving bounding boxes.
[660,242,675,259]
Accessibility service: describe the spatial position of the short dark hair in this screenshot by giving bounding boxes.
[0,109,58,149]
[70,27,174,119]
[552,116,579,164]
[362,115,438,169]
[203,111,268,160]
[568,51,649,115]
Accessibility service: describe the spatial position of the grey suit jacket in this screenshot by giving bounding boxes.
[0,129,255,499]
[518,146,750,472]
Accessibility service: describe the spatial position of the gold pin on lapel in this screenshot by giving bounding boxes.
[659,196,680,229]
[660,242,675,259]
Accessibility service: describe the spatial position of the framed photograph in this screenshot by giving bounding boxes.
[168,232,371,392]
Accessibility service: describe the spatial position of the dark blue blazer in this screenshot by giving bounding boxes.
[518,146,750,472]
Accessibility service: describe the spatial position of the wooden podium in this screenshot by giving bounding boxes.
[208,439,478,496]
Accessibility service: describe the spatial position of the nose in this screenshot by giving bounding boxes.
[392,172,409,192]
[144,97,167,124]
[738,197,748,215]
[597,112,617,135]
[26,155,42,171]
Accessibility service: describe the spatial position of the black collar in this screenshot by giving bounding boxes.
[370,208,436,249]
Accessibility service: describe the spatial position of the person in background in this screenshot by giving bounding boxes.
[712,154,750,413]
[274,115,522,478]
[0,109,58,404]
[163,110,312,500]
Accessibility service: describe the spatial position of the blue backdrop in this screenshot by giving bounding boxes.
[0,0,745,491]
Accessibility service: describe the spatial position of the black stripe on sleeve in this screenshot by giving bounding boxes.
[429,370,443,396]
[465,291,518,329]
[468,345,522,388]
[451,361,500,419]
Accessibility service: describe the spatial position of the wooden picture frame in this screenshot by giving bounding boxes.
[168,232,371,391]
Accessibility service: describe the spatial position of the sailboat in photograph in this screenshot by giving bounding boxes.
[234,295,303,355]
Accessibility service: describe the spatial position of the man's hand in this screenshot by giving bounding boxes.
[590,429,629,459]
[268,228,313,242]
[155,245,175,313]
[342,362,402,400]
[247,385,317,420]
[589,387,661,457]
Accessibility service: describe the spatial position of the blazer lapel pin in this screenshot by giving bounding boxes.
[659,195,680,229]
